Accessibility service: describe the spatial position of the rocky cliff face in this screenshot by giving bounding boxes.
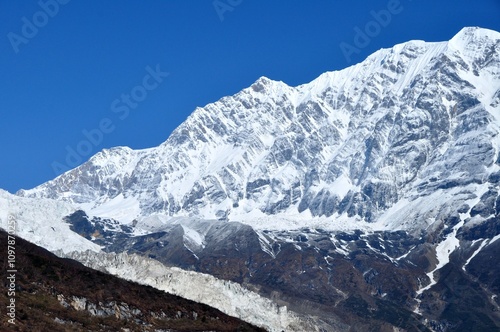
[62,211,499,331]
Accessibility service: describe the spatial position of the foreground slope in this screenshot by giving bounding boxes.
[0,229,265,332]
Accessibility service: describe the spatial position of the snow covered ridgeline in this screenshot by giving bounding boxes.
[62,250,324,332]
[18,27,500,235]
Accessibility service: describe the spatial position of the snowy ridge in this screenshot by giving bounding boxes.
[17,27,500,239]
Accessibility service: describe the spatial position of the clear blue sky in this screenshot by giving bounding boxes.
[1,0,499,193]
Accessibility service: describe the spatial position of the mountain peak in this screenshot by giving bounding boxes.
[448,26,500,54]
[5,27,500,332]
[453,26,500,40]
[18,27,500,234]
[249,76,289,93]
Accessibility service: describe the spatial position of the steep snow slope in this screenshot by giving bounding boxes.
[0,190,100,253]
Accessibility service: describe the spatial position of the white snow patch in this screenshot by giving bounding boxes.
[256,231,276,258]
[182,225,205,248]
[462,239,488,272]
[81,194,140,224]
[0,191,100,254]
[415,214,467,317]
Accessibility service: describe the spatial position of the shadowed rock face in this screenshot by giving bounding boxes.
[64,210,499,331]
[0,229,265,332]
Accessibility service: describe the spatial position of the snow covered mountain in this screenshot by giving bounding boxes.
[4,27,500,331]
[18,27,500,236]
